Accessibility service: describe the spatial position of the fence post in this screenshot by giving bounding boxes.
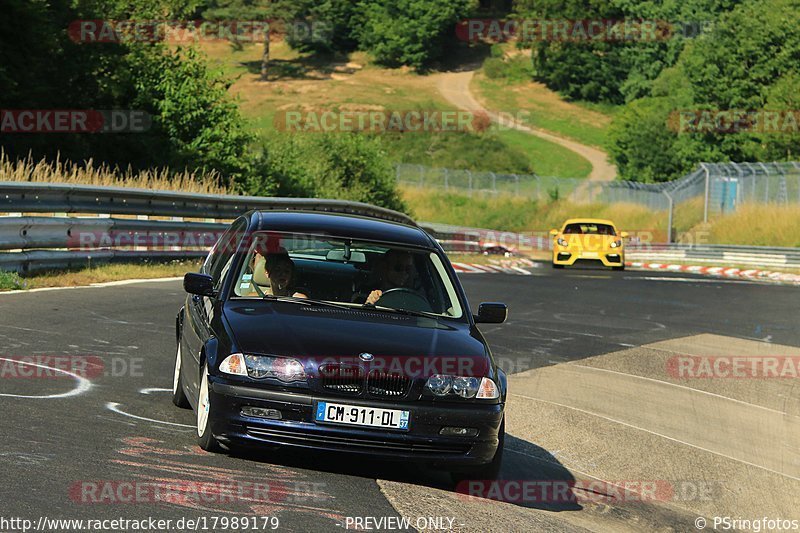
[514,174,519,196]
[466,170,472,197]
[491,172,496,193]
[419,165,424,188]
[702,163,710,223]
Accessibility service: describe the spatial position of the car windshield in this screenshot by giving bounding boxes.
[232,231,464,319]
[563,223,616,236]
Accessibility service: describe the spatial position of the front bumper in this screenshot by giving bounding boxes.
[552,249,624,267]
[208,379,504,466]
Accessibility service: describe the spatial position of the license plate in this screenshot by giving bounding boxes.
[315,401,409,431]
[581,251,599,258]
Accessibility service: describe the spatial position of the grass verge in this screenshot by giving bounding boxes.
[0,260,202,292]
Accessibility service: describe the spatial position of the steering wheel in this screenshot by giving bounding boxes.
[375,288,433,313]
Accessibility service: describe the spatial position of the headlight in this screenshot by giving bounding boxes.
[557,238,568,247]
[426,375,496,399]
[452,376,480,398]
[426,374,452,396]
[610,240,622,248]
[220,353,306,382]
[245,355,306,381]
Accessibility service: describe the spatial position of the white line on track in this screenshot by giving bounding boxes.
[626,276,759,285]
[510,392,800,483]
[140,387,172,395]
[0,357,92,399]
[0,277,183,296]
[105,401,194,429]
[568,363,790,416]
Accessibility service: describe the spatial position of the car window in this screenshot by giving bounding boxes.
[232,231,465,319]
[205,217,247,288]
[563,223,616,236]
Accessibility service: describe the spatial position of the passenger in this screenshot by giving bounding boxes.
[254,249,307,298]
[364,249,416,305]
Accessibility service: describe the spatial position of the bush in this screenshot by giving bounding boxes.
[0,271,27,291]
[247,133,407,213]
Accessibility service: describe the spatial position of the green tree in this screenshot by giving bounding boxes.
[357,0,477,69]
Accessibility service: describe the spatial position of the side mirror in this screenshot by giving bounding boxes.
[620,231,629,238]
[475,302,507,324]
[549,229,559,237]
[184,273,216,297]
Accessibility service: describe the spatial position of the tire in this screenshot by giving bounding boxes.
[197,365,223,453]
[552,263,564,269]
[171,340,190,408]
[612,265,625,271]
[450,418,505,486]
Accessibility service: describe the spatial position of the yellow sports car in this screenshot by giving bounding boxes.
[550,218,628,270]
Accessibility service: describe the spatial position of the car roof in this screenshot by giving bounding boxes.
[248,210,436,248]
[562,218,617,227]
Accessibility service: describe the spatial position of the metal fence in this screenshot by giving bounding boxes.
[395,161,800,220]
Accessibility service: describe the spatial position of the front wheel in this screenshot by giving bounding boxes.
[197,365,222,453]
[450,418,504,486]
[552,263,564,269]
[612,265,625,271]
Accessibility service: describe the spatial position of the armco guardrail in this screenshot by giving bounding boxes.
[1,182,798,274]
[0,181,416,272]
[625,243,800,268]
[0,182,415,224]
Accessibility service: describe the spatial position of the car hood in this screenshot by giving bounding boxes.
[223,301,488,362]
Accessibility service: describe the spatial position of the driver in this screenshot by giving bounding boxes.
[364,249,416,305]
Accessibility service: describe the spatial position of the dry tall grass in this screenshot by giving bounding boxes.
[402,187,798,247]
[0,151,233,195]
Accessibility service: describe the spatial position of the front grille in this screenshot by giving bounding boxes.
[367,370,411,398]
[245,426,471,455]
[319,365,362,394]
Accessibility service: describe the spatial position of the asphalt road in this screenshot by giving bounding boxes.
[0,266,797,532]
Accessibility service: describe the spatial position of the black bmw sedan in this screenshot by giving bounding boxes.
[173,209,508,481]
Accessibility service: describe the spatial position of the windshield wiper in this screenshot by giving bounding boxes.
[262,295,351,310]
[368,305,441,320]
